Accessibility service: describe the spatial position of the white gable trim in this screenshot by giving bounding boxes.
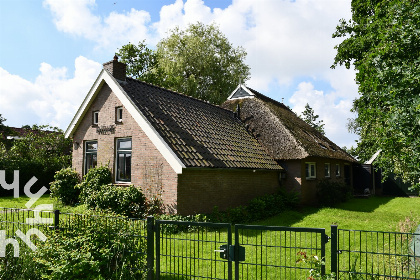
[65,70,186,174]
[227,84,255,100]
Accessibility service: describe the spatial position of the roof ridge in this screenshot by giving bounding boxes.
[126,77,236,115]
[244,86,295,114]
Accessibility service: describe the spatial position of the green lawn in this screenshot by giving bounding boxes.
[1,195,419,279]
[1,195,419,232]
[0,194,88,213]
[258,196,420,234]
[0,194,53,209]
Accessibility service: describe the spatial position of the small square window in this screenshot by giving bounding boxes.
[93,111,99,125]
[305,162,316,179]
[116,107,123,123]
[336,164,341,177]
[324,163,330,178]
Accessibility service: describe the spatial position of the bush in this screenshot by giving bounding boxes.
[316,179,352,207]
[0,246,42,280]
[76,166,112,204]
[94,184,146,218]
[76,166,146,218]
[209,190,299,224]
[0,125,72,197]
[49,168,81,205]
[32,211,146,279]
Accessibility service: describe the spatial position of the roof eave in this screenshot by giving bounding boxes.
[64,70,186,174]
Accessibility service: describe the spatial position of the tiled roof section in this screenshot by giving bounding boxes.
[222,87,356,162]
[121,78,283,170]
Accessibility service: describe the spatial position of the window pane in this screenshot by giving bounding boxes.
[93,111,99,124]
[311,165,315,177]
[118,139,132,150]
[325,164,330,177]
[86,154,97,172]
[125,153,131,180]
[117,153,131,181]
[86,142,97,151]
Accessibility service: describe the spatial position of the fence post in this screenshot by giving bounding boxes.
[54,209,60,230]
[147,216,155,280]
[331,225,338,279]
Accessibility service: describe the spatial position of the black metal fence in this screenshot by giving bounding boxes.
[331,225,420,279]
[1,207,419,279]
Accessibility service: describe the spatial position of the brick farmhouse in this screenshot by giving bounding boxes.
[65,57,356,214]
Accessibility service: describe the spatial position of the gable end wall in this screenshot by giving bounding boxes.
[71,83,178,213]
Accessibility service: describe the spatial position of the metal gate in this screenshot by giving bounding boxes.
[155,220,232,279]
[153,219,328,280]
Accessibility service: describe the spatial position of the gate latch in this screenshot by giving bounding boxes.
[215,245,245,262]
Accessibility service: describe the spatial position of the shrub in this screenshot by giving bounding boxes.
[0,125,72,197]
[32,211,146,279]
[76,166,112,204]
[76,166,146,218]
[49,168,81,205]
[94,184,146,218]
[209,190,299,224]
[155,213,208,233]
[316,179,352,207]
[0,246,42,280]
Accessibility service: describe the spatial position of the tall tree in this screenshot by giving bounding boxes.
[300,103,325,135]
[332,0,420,191]
[116,40,161,84]
[117,22,250,105]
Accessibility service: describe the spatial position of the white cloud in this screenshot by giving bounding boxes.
[43,0,151,51]
[289,77,358,148]
[0,57,102,129]
[39,0,357,147]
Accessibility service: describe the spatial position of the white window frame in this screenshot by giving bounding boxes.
[335,164,341,177]
[115,138,132,183]
[84,140,97,175]
[116,107,123,123]
[324,163,331,178]
[305,162,316,179]
[93,111,99,125]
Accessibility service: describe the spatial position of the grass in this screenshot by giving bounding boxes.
[0,194,53,209]
[0,194,88,213]
[1,195,420,279]
[258,196,420,234]
[2,195,419,232]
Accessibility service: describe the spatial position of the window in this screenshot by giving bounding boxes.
[93,111,99,125]
[84,141,97,175]
[305,162,316,179]
[324,163,331,178]
[335,164,341,177]
[116,138,131,182]
[116,107,123,123]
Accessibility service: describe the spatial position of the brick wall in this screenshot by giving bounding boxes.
[71,83,178,213]
[279,158,354,205]
[177,168,281,215]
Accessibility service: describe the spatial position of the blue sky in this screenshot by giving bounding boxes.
[0,0,358,148]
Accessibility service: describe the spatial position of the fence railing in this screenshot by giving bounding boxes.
[332,225,420,279]
[1,207,419,279]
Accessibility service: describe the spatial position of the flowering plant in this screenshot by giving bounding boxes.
[296,251,336,280]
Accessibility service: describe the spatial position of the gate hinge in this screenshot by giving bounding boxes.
[326,235,331,243]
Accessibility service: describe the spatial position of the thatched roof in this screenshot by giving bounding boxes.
[222,85,356,162]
